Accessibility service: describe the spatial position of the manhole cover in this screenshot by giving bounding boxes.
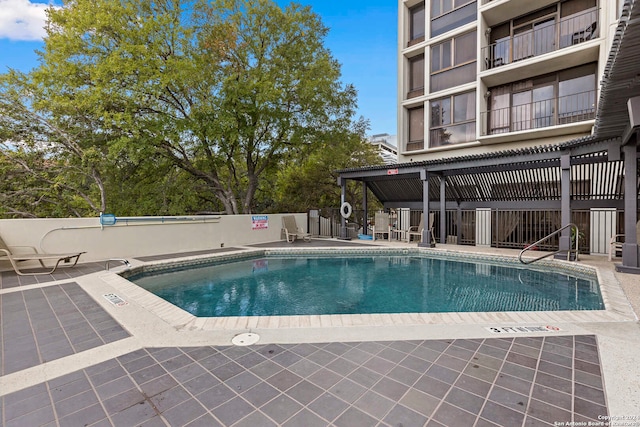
[231,332,260,346]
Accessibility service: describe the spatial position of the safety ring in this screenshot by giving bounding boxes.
[340,202,352,219]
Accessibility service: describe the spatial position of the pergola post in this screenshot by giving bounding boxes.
[617,136,640,273]
[337,177,349,240]
[556,153,573,259]
[362,181,368,235]
[440,176,446,244]
[419,169,435,247]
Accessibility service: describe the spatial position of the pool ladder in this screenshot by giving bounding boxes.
[105,259,131,270]
[518,223,579,265]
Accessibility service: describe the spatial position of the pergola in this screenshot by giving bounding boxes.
[337,0,640,273]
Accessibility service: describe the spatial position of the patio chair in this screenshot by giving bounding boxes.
[282,215,311,243]
[609,220,640,261]
[0,233,85,275]
[373,212,390,241]
[408,213,436,244]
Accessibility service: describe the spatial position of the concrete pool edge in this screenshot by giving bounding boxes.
[99,246,637,335]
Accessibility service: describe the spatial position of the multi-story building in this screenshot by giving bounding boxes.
[369,133,399,165]
[398,0,621,161]
[338,0,640,273]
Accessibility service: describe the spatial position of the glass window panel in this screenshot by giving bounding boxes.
[431,45,441,73]
[454,31,476,65]
[454,92,475,122]
[513,27,534,61]
[430,127,450,147]
[559,73,595,120]
[410,55,425,91]
[441,98,451,125]
[561,0,597,18]
[448,122,475,143]
[430,62,475,92]
[431,1,476,37]
[442,41,452,69]
[534,18,556,56]
[514,5,556,27]
[409,107,424,142]
[429,98,451,127]
[533,85,554,128]
[512,91,532,131]
[430,99,443,127]
[491,37,509,67]
[430,122,475,147]
[410,3,425,40]
[443,0,453,14]
[490,89,510,134]
[431,0,441,17]
[455,0,472,8]
[559,74,594,97]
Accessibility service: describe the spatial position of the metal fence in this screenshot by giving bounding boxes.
[311,207,629,255]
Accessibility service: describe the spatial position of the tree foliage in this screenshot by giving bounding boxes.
[0,0,377,218]
[41,0,361,214]
[269,118,382,212]
[0,71,108,217]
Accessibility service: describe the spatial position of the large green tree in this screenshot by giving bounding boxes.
[32,0,360,214]
[0,71,109,217]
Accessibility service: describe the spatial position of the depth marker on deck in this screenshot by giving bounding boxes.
[103,293,129,307]
[486,325,561,334]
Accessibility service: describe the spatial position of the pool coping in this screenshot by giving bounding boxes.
[99,246,638,334]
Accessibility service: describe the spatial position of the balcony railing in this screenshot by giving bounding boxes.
[482,9,598,71]
[481,90,595,136]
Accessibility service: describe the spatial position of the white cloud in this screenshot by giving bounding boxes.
[0,0,55,41]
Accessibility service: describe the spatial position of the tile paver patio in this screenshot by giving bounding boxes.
[1,334,609,426]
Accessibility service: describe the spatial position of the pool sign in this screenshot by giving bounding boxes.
[252,215,268,230]
[103,293,128,307]
[485,325,562,334]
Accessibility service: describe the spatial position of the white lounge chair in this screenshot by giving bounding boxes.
[0,234,85,275]
[609,220,640,261]
[282,215,311,243]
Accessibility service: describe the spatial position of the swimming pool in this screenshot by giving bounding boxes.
[128,251,604,317]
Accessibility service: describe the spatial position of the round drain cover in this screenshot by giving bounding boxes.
[231,332,260,346]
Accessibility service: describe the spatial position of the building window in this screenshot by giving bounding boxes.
[486,64,596,134]
[407,106,424,151]
[430,91,476,148]
[431,0,476,38]
[408,54,425,98]
[430,31,476,93]
[409,2,425,46]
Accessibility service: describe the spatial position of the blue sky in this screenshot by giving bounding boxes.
[0,0,398,136]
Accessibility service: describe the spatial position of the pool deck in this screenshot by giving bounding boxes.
[1,239,639,426]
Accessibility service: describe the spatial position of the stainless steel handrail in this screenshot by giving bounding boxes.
[105,259,131,270]
[518,223,579,264]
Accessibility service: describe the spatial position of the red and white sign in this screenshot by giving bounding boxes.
[251,215,268,230]
[387,168,399,175]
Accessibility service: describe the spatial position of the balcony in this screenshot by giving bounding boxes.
[481,9,598,72]
[480,90,596,136]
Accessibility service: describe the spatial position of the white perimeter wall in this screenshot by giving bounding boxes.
[0,213,307,270]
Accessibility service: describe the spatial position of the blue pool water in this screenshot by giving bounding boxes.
[130,255,604,317]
